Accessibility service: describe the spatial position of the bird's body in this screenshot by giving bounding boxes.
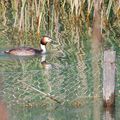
[4,36,52,56]
[4,47,42,56]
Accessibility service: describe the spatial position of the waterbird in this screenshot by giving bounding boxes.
[4,36,52,56]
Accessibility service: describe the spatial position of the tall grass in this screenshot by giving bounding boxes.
[0,0,119,36]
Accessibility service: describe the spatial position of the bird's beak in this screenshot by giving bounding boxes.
[47,37,58,44]
[47,37,52,43]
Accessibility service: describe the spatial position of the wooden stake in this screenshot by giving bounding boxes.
[103,49,116,108]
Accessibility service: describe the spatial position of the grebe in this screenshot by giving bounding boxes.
[4,36,52,56]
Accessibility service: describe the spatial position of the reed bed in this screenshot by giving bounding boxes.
[0,0,119,38]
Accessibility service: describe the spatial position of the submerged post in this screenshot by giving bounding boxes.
[103,49,116,108]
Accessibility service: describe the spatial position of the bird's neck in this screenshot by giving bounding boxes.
[40,44,46,54]
[41,55,46,62]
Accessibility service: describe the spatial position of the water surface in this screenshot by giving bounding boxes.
[0,2,120,119]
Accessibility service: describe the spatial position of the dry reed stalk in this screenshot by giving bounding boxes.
[47,0,50,34]
[12,0,19,27]
[1,0,7,26]
[24,5,27,31]
[68,0,81,15]
[34,0,40,18]
[114,0,120,19]
[53,0,60,37]
[19,0,26,31]
[34,0,41,36]
[87,0,93,28]
[106,0,113,20]
[29,0,34,31]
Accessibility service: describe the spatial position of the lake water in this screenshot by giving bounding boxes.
[1,35,120,120]
[0,2,120,120]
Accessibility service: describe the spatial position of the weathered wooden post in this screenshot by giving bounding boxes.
[103,49,116,108]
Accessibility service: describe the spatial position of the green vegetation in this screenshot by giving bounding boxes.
[0,0,119,46]
[0,1,120,119]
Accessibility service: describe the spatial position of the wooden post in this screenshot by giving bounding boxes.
[103,50,116,108]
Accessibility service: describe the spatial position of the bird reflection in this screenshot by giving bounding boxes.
[40,55,52,70]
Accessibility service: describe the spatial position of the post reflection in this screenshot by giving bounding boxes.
[103,107,115,120]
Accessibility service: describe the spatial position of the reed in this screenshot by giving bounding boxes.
[1,0,119,33]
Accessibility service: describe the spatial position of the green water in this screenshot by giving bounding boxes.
[0,2,120,120]
[0,34,119,120]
